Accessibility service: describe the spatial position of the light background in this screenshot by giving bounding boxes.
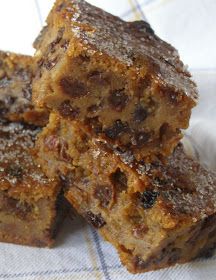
[0,1,216,279]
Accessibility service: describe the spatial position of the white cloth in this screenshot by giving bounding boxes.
[0,0,216,279]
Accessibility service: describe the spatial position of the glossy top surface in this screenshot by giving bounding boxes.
[0,51,33,119]
[113,144,216,220]
[48,0,197,101]
[0,120,57,199]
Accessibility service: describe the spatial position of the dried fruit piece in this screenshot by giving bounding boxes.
[87,71,109,86]
[108,89,128,112]
[104,120,129,139]
[110,168,128,192]
[60,78,88,98]
[86,117,102,134]
[139,190,159,209]
[133,105,148,123]
[5,165,23,179]
[58,100,80,120]
[85,211,106,228]
[94,184,113,207]
[4,197,32,220]
[48,27,65,53]
[132,131,151,147]
[44,57,59,70]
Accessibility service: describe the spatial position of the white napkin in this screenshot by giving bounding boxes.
[0,1,216,279]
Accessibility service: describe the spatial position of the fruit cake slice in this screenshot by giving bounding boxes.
[0,51,48,126]
[35,113,216,272]
[33,0,197,161]
[0,120,67,247]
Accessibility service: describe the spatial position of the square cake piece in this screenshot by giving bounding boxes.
[0,120,67,247]
[33,0,197,160]
[36,113,216,272]
[0,51,48,126]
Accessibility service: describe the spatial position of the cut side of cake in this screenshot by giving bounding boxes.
[0,120,67,247]
[35,113,216,272]
[33,0,197,161]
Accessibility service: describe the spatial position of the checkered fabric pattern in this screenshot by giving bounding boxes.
[0,0,216,279]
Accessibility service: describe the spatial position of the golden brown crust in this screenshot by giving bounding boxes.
[33,0,197,161]
[0,119,67,247]
[0,191,67,248]
[36,0,197,96]
[0,121,59,200]
[35,113,216,272]
[0,51,48,126]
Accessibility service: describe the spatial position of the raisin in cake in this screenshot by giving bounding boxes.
[0,120,67,247]
[35,113,216,272]
[33,0,197,160]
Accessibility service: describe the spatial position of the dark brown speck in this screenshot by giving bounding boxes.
[94,184,113,207]
[133,105,148,122]
[58,100,80,120]
[85,211,106,228]
[60,78,88,98]
[104,120,129,139]
[132,131,151,147]
[108,89,128,112]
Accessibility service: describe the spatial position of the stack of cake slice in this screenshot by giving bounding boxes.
[30,0,216,273]
[35,114,216,272]
[1,0,216,274]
